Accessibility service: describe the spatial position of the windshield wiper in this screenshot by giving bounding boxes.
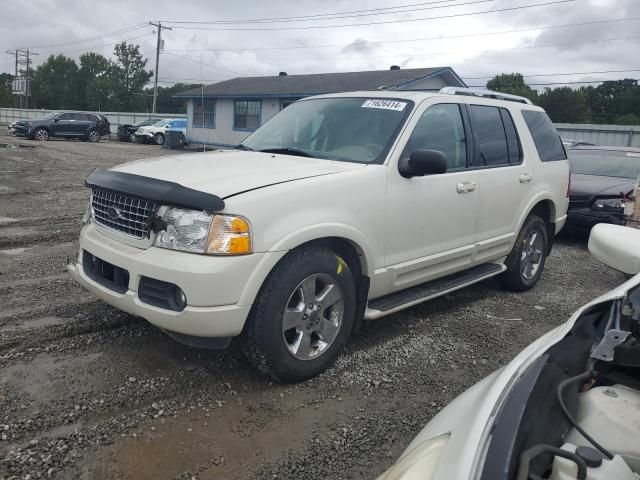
[259,147,317,158]
[233,144,254,151]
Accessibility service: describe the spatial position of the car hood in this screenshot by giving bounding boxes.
[386,273,640,480]
[111,150,367,198]
[570,173,635,198]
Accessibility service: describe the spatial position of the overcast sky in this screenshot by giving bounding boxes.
[1,0,639,89]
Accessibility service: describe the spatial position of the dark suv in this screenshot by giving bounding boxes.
[14,112,111,142]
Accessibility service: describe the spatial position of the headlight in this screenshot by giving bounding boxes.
[154,208,251,255]
[378,433,450,480]
[592,198,625,212]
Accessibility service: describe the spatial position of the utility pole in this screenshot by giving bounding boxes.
[149,21,172,114]
[6,49,37,109]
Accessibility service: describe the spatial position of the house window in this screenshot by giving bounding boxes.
[234,100,261,130]
[281,99,301,110]
[193,99,215,128]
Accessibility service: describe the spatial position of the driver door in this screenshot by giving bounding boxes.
[385,102,479,290]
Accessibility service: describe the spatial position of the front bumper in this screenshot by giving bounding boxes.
[68,223,285,338]
[13,125,30,136]
[566,207,625,229]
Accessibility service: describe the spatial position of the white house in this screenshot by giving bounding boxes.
[173,66,467,148]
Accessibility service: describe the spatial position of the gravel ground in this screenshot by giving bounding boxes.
[0,132,628,480]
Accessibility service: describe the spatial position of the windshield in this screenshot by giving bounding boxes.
[241,97,412,163]
[154,119,172,127]
[568,150,640,179]
[140,119,160,127]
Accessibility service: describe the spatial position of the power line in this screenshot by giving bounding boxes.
[462,68,640,80]
[468,79,639,87]
[161,51,246,76]
[170,0,576,31]
[27,23,148,50]
[162,0,497,25]
[36,32,155,55]
[252,33,640,61]
[161,16,640,55]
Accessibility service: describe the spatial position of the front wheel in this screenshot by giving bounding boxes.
[241,246,356,383]
[498,215,549,292]
[129,133,137,143]
[33,128,49,141]
[154,133,164,145]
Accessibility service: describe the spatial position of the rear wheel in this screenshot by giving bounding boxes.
[498,215,548,292]
[129,133,137,143]
[241,246,356,383]
[154,132,164,145]
[87,129,100,143]
[33,128,49,141]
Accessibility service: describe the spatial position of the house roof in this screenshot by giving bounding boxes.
[173,67,465,98]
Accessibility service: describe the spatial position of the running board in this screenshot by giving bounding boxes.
[365,263,506,320]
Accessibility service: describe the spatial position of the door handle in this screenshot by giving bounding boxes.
[519,173,533,183]
[456,181,477,194]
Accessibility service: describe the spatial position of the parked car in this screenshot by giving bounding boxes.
[117,118,162,142]
[12,111,110,142]
[134,118,186,145]
[379,223,640,480]
[566,146,640,229]
[562,137,596,148]
[68,88,569,382]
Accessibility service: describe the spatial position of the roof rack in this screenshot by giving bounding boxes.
[439,87,533,105]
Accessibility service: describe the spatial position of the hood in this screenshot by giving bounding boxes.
[391,271,640,480]
[111,150,367,198]
[570,173,635,198]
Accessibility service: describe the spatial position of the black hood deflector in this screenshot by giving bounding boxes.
[86,168,225,212]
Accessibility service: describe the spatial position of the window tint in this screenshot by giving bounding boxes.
[404,104,467,170]
[193,99,215,128]
[500,109,522,164]
[57,113,73,120]
[522,110,566,162]
[234,100,261,130]
[468,105,509,166]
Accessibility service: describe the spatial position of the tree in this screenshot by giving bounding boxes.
[78,52,114,111]
[31,54,80,109]
[142,83,200,113]
[538,87,591,123]
[0,73,13,107]
[111,42,153,111]
[486,73,539,104]
[614,113,640,125]
[583,79,640,124]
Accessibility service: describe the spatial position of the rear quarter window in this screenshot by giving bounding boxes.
[522,110,566,162]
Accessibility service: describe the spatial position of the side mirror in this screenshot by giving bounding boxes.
[400,150,448,178]
[54,118,60,122]
[589,224,640,275]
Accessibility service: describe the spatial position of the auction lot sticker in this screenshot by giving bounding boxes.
[361,99,407,111]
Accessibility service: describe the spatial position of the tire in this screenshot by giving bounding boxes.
[154,133,164,145]
[33,128,49,141]
[498,214,549,292]
[87,129,101,143]
[129,133,137,143]
[241,246,356,383]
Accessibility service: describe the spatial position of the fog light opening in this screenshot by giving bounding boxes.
[173,286,187,311]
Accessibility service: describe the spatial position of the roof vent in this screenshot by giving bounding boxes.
[278,71,287,76]
[390,65,400,70]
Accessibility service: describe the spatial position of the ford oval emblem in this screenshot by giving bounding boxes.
[107,207,121,220]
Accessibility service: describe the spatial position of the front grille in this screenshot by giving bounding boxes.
[91,188,158,238]
[568,195,591,209]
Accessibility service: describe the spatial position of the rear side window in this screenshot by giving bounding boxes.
[468,105,510,166]
[522,110,566,162]
[500,109,522,164]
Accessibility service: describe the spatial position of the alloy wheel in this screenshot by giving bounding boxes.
[281,273,344,360]
[521,229,544,280]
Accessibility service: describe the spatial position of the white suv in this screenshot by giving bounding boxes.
[68,88,569,382]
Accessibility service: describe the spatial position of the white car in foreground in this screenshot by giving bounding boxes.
[134,118,186,145]
[380,223,640,480]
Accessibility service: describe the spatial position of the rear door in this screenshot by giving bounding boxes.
[73,113,93,135]
[465,102,530,263]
